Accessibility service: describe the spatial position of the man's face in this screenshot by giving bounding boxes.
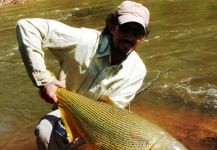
[110,22,145,56]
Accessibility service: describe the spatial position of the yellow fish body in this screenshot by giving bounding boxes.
[56,88,187,150]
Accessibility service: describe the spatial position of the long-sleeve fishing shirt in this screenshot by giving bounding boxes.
[16,18,146,108]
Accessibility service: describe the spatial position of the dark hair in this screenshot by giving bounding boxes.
[102,13,118,35]
[102,13,150,37]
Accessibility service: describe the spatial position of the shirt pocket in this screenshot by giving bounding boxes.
[76,70,97,97]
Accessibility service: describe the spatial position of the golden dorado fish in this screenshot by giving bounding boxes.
[56,88,188,150]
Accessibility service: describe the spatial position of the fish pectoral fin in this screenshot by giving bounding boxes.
[99,95,118,107]
[58,105,73,143]
[58,104,80,143]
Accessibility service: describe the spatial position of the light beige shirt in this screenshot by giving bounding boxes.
[16,18,146,108]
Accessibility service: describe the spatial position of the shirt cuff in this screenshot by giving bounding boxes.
[32,70,55,86]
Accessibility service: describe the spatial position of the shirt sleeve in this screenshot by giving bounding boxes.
[109,70,146,109]
[16,18,82,86]
[107,53,147,109]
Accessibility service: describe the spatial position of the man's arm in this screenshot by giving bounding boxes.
[16,18,80,103]
[108,73,145,109]
[16,18,54,86]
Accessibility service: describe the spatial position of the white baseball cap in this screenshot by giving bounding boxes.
[115,1,150,30]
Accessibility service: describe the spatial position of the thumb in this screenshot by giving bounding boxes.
[51,78,66,89]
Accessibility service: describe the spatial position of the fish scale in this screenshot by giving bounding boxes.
[56,88,188,150]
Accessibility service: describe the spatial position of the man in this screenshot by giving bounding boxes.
[16,1,150,149]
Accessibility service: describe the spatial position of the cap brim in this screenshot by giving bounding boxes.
[118,15,146,30]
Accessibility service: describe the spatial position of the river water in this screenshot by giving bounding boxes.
[0,0,216,149]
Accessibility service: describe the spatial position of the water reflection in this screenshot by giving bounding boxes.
[0,0,216,149]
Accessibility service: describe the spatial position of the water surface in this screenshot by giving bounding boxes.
[0,0,216,149]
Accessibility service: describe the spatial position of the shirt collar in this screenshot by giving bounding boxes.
[97,33,124,69]
[97,34,111,57]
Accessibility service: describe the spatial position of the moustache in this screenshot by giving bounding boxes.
[121,39,135,46]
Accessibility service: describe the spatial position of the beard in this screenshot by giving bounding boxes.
[117,39,135,57]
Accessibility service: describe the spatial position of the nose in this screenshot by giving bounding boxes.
[124,31,137,42]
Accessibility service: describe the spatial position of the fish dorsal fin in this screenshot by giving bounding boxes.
[100,95,118,107]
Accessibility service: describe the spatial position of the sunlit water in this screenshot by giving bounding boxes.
[0,0,216,149]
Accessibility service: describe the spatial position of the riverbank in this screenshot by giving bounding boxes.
[0,0,36,6]
[0,0,216,149]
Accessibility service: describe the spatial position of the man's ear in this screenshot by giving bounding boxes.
[108,23,115,35]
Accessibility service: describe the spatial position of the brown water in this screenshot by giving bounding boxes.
[0,0,217,149]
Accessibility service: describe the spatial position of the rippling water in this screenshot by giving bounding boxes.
[0,0,216,149]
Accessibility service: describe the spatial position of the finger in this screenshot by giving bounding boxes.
[39,89,54,104]
[53,94,58,103]
[47,84,58,103]
[51,79,66,88]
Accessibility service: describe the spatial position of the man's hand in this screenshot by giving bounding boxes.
[39,79,66,104]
